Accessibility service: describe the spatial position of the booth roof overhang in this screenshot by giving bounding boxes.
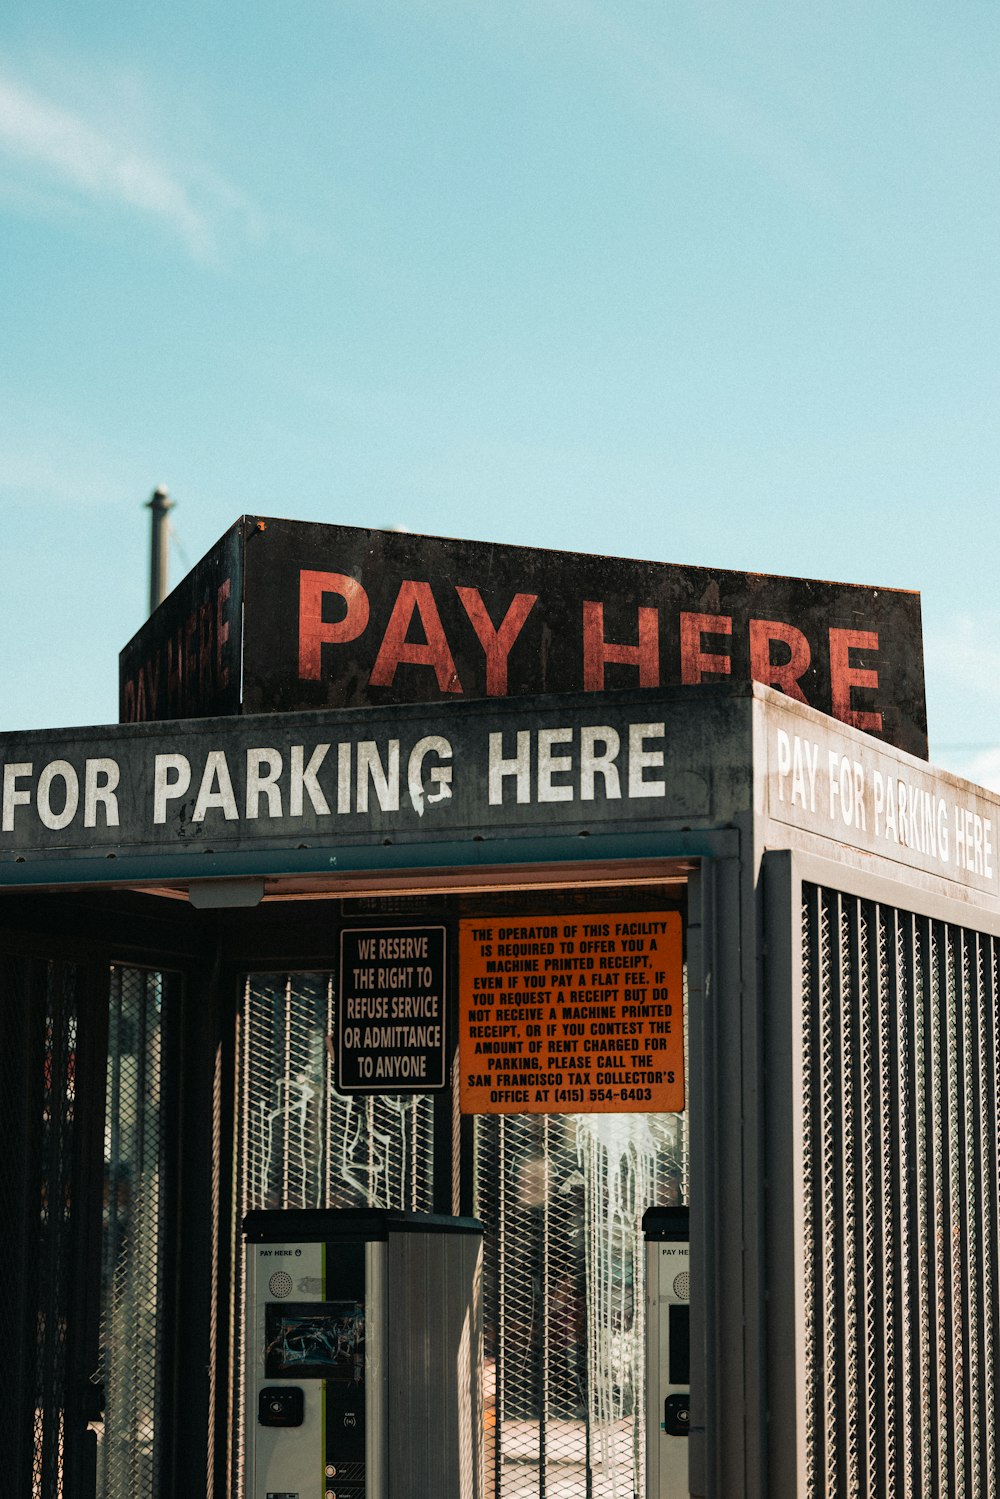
[0,682,997,917]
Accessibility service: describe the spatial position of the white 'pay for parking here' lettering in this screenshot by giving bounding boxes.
[774,729,819,812]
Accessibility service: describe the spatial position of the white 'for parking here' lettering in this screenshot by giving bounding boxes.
[2,759,120,831]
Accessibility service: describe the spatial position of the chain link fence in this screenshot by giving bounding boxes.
[95,966,171,1499]
[476,1110,685,1499]
[229,956,686,1499]
[229,971,437,1497]
[0,955,87,1499]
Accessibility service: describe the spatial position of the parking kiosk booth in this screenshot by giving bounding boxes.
[2,521,998,1499]
[243,1206,484,1499]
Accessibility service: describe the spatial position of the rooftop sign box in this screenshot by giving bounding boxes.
[118,517,928,758]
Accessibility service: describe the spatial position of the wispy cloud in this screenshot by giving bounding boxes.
[923,608,1000,792]
[936,746,1000,796]
[0,73,251,259]
[925,610,1000,703]
[555,0,840,210]
[0,389,161,511]
[440,0,841,211]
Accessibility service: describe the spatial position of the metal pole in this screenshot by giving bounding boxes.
[147,486,174,615]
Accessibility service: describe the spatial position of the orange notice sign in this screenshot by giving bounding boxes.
[459,912,683,1114]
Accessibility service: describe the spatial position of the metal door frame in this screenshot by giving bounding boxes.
[213,838,739,1499]
[2,824,743,1499]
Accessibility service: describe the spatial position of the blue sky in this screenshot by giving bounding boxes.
[2,1,998,788]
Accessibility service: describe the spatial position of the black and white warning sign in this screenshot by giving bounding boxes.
[337,926,448,1092]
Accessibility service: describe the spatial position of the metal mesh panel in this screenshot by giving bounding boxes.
[0,956,85,1499]
[477,1110,685,1499]
[231,940,684,1499]
[230,970,437,1497]
[96,967,169,1499]
[34,964,79,1499]
[800,885,1000,1499]
[0,952,35,1493]
[236,972,436,1214]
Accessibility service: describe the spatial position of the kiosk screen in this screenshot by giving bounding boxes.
[264,1300,365,1384]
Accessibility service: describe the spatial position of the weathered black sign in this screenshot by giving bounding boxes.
[338,926,447,1092]
[2,685,750,871]
[3,686,996,898]
[119,516,928,758]
[119,523,244,722]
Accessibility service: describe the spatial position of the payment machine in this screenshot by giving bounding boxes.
[643,1205,690,1499]
[243,1208,484,1499]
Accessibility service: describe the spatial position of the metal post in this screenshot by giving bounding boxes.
[147,487,174,615]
